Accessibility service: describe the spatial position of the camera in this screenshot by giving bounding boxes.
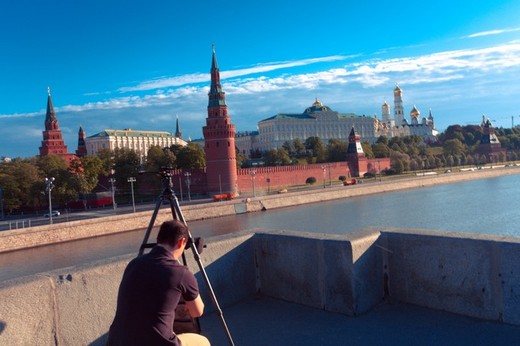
[186,236,204,254]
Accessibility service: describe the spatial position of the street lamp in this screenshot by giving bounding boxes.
[321,165,326,188]
[127,177,136,213]
[184,172,192,201]
[45,177,55,224]
[267,169,271,194]
[0,186,4,220]
[108,170,117,211]
[249,169,256,197]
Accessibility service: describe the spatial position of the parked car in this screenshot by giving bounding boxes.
[44,210,61,217]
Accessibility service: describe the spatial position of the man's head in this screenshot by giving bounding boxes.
[157,219,189,250]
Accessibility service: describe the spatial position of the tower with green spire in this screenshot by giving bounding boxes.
[202,45,237,195]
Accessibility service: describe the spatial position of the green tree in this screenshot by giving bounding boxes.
[390,151,410,174]
[0,159,41,212]
[67,156,104,209]
[147,145,176,171]
[443,138,466,157]
[293,138,306,157]
[372,142,390,158]
[361,141,374,159]
[112,148,141,191]
[176,143,206,169]
[37,155,78,207]
[264,148,291,166]
[327,139,347,162]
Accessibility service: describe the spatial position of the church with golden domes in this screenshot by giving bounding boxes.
[380,84,438,142]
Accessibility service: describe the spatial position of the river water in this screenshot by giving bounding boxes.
[2,174,519,281]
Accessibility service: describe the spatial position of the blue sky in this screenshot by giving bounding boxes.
[1,0,520,158]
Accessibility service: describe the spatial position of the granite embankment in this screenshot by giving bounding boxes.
[1,166,519,253]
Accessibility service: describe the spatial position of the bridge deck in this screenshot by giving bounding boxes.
[200,295,520,345]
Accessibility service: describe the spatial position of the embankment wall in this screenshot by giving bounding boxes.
[2,167,519,253]
[1,228,520,345]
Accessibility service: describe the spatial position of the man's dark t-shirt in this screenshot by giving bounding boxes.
[107,246,199,346]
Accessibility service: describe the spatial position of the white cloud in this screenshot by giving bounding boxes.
[118,55,349,92]
[467,27,520,38]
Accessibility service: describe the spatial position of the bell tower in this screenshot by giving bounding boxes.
[393,83,405,126]
[202,45,237,195]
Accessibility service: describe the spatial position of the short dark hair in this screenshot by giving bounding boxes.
[157,220,189,247]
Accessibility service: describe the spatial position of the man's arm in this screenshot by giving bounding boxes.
[184,294,205,318]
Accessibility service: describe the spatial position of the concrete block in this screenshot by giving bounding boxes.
[349,228,384,314]
[0,276,56,345]
[254,231,325,309]
[383,230,501,321]
[51,257,130,346]
[187,231,257,312]
[498,239,520,325]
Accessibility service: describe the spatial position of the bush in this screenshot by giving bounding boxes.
[305,177,316,185]
[338,175,347,181]
[363,172,375,178]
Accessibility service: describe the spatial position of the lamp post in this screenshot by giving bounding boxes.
[108,170,116,211]
[127,177,136,213]
[328,163,332,186]
[184,172,192,201]
[45,177,55,224]
[0,187,4,220]
[321,165,326,188]
[267,169,271,194]
[249,169,256,197]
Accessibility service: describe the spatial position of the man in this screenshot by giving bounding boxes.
[107,220,211,346]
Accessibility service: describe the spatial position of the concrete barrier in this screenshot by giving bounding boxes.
[1,228,520,345]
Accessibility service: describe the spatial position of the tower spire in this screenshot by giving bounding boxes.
[45,86,58,127]
[175,115,182,139]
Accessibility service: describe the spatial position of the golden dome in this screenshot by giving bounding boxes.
[312,98,323,107]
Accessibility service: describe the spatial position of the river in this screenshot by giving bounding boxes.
[1,174,519,281]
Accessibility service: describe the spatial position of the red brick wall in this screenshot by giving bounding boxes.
[236,162,351,194]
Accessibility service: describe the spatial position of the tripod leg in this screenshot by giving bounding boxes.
[138,194,163,256]
[171,195,235,346]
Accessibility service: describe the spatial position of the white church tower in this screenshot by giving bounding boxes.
[393,84,405,126]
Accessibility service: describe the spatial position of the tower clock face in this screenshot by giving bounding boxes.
[356,142,363,153]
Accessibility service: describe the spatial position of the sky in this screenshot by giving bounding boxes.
[1,0,520,159]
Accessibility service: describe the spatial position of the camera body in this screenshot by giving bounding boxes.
[186,237,205,254]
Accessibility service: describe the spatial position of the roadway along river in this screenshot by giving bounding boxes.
[2,174,520,281]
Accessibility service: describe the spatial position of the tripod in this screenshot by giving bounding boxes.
[138,168,235,346]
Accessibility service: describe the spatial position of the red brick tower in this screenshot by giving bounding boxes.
[39,88,75,163]
[346,127,368,177]
[203,45,237,195]
[76,126,87,157]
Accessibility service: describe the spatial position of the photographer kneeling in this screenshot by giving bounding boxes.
[107,220,210,346]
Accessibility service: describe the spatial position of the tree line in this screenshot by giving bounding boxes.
[0,143,205,214]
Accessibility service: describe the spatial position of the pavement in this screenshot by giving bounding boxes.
[199,295,520,346]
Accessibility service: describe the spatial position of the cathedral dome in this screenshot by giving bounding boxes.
[410,105,420,117]
[305,98,332,113]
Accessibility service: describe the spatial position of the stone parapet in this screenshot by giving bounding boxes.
[2,228,520,345]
